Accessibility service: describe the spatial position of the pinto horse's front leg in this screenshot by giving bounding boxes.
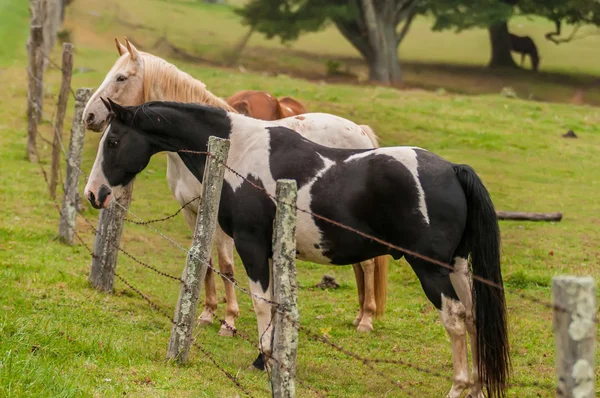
[234,231,274,370]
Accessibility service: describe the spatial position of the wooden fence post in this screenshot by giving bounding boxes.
[553,276,596,398]
[88,182,134,292]
[50,42,74,199]
[58,87,92,244]
[167,136,230,363]
[271,179,299,398]
[26,1,44,163]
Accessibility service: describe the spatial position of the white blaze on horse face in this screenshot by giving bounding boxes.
[345,147,431,225]
[84,126,111,206]
[82,53,145,131]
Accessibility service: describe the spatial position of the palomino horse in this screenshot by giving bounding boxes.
[509,33,540,71]
[226,90,307,120]
[86,100,510,398]
[82,39,388,335]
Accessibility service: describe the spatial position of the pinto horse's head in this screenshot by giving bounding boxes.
[84,99,156,209]
[83,38,145,132]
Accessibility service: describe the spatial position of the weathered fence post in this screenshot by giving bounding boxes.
[26,0,44,163]
[167,136,230,363]
[58,87,92,244]
[271,179,299,398]
[88,182,134,292]
[553,276,596,398]
[49,42,74,199]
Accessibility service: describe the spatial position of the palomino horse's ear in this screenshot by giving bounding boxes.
[124,37,140,61]
[115,38,127,56]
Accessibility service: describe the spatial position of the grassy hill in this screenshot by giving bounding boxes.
[1,0,599,396]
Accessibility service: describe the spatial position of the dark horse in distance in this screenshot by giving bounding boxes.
[509,33,540,71]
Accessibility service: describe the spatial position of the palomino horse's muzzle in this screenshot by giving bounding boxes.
[87,184,112,209]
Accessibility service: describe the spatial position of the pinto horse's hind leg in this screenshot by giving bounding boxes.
[406,256,470,398]
[215,227,240,337]
[450,257,484,398]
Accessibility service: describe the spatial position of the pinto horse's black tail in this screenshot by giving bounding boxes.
[454,164,510,398]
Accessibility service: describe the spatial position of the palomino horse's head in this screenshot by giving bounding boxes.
[84,99,157,209]
[83,38,145,131]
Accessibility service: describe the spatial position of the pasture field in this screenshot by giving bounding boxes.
[63,0,600,105]
[1,0,600,396]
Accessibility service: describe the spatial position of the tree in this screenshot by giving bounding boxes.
[519,0,600,45]
[428,0,516,68]
[237,0,421,85]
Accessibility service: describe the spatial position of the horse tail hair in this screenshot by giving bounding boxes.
[359,125,379,148]
[373,255,388,317]
[453,164,510,398]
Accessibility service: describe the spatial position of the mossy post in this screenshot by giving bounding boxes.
[271,179,299,398]
[552,276,596,398]
[167,136,230,364]
[59,87,92,244]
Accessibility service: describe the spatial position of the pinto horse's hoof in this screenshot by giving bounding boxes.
[250,353,265,371]
[197,317,214,326]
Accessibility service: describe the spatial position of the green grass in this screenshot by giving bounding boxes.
[1,0,600,396]
[62,0,600,105]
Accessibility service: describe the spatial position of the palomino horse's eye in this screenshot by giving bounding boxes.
[107,139,119,148]
[116,75,127,83]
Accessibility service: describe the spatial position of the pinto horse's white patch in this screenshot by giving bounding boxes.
[295,154,335,264]
[345,147,431,225]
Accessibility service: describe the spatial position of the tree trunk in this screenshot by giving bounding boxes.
[488,21,517,68]
[335,0,403,85]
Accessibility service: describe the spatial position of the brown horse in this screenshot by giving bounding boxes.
[226,90,307,120]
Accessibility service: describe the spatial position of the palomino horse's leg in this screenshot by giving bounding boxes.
[450,257,484,398]
[352,263,365,327]
[357,260,376,332]
[215,227,240,337]
[181,207,219,326]
[198,265,218,326]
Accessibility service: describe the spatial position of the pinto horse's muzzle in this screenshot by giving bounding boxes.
[88,184,112,209]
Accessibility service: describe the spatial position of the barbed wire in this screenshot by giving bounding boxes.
[77,212,183,282]
[71,214,255,397]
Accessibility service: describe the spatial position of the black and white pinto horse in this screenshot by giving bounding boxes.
[84,100,509,398]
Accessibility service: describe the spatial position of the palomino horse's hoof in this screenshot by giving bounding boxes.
[352,317,361,326]
[197,316,214,326]
[218,325,236,337]
[356,323,374,333]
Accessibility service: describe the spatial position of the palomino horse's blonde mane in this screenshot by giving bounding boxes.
[140,52,236,112]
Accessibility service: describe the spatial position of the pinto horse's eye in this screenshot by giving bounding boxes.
[107,139,119,148]
[116,75,127,83]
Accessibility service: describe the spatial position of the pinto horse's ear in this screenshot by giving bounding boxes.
[100,97,111,112]
[115,38,127,56]
[106,98,133,124]
[124,37,140,62]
